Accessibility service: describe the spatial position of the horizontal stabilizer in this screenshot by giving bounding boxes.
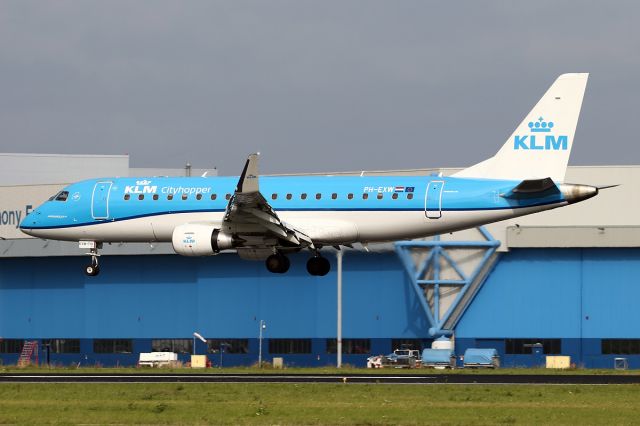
[502,177,559,199]
[512,177,557,193]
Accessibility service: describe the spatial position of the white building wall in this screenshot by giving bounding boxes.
[0,185,65,239]
[0,153,130,185]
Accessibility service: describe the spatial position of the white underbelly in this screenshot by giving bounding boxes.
[30,202,565,244]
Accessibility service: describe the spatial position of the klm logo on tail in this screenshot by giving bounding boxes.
[514,117,568,150]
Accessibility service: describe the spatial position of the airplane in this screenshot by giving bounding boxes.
[20,73,603,277]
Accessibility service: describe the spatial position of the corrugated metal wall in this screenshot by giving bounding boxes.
[456,248,640,339]
[455,248,640,368]
[3,248,640,367]
[0,252,423,339]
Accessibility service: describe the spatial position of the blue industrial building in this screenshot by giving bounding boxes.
[2,246,640,369]
[0,157,636,369]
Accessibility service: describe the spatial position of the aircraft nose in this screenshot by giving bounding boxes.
[558,184,598,204]
[19,209,40,235]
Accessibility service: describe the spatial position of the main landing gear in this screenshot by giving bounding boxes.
[265,253,290,274]
[81,241,102,277]
[264,252,331,276]
[306,255,330,276]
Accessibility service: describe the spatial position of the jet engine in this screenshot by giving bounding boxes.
[171,224,236,256]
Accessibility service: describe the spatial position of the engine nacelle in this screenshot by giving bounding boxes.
[171,224,235,256]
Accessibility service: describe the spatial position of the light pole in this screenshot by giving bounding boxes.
[193,332,207,355]
[258,320,267,368]
[219,342,231,368]
[336,250,343,368]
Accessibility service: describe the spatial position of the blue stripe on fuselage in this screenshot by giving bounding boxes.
[20,175,567,230]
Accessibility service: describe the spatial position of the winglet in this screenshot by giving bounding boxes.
[236,153,260,193]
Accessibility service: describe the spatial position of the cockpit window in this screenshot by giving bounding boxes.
[52,191,69,202]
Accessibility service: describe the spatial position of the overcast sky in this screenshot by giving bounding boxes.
[0,1,638,174]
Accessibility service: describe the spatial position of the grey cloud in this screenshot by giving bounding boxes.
[0,1,638,174]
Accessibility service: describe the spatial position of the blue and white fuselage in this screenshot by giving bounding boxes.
[20,175,588,244]
[19,73,601,276]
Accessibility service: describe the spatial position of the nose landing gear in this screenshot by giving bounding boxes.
[85,260,100,277]
[80,241,102,277]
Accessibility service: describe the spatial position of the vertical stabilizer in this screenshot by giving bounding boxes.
[453,73,588,182]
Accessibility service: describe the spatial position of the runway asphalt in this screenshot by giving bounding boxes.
[1,373,640,384]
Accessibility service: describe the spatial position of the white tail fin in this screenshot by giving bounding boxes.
[453,73,588,183]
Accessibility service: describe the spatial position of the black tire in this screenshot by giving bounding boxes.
[306,257,319,275]
[265,255,281,273]
[306,256,330,276]
[266,254,290,274]
[85,264,100,277]
[279,255,290,273]
[316,256,330,276]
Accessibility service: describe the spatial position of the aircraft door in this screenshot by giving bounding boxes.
[425,180,444,219]
[92,181,113,220]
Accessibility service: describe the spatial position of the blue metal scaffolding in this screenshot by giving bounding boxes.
[395,227,500,336]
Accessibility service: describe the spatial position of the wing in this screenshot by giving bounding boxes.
[222,153,314,250]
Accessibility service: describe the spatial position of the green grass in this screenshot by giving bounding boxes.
[1,382,640,424]
[2,365,640,375]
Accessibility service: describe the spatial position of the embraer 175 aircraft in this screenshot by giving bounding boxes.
[21,73,602,277]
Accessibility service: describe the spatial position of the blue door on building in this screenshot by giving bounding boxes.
[425,180,444,219]
[91,181,112,219]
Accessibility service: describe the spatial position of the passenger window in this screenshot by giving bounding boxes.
[153,194,159,201]
[211,194,217,200]
[392,193,398,200]
[272,194,278,200]
[377,193,383,200]
[316,193,322,200]
[301,193,307,200]
[286,193,292,200]
[124,194,130,201]
[54,191,69,202]
[331,193,337,200]
[225,193,231,200]
[138,194,144,201]
[362,193,369,200]
[407,193,414,200]
[182,194,188,200]
[167,194,174,200]
[196,193,202,200]
[348,193,353,200]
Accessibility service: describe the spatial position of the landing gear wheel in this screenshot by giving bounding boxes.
[306,256,330,276]
[280,255,290,273]
[265,254,290,274]
[83,242,103,276]
[85,264,100,276]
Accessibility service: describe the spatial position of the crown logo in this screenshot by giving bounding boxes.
[136,179,151,185]
[528,117,554,133]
